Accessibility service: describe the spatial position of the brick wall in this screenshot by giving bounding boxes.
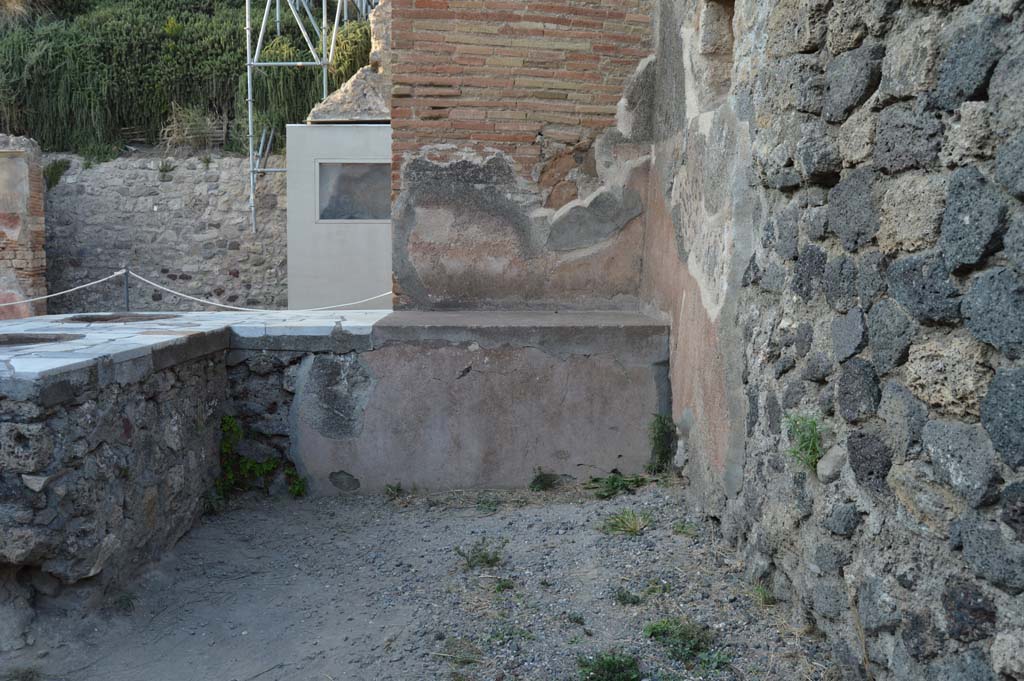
[0,136,47,319]
[390,0,651,192]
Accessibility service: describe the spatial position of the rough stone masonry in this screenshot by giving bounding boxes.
[385,0,1024,679]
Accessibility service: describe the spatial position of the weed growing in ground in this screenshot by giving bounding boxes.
[577,650,642,681]
[601,509,651,536]
[43,159,70,189]
[644,617,718,665]
[489,621,535,644]
[455,537,507,569]
[493,578,515,593]
[613,586,643,605]
[752,581,776,607]
[643,579,672,596]
[785,413,823,470]
[442,637,482,666]
[476,493,500,513]
[284,464,306,498]
[385,482,405,499]
[585,473,648,499]
[672,520,699,537]
[646,413,677,474]
[696,648,733,671]
[201,154,212,168]
[529,466,561,491]
[567,612,586,625]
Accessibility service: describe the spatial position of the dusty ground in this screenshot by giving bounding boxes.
[1,483,836,681]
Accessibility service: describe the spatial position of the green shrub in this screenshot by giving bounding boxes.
[584,473,648,499]
[43,158,70,188]
[577,651,641,681]
[0,2,370,156]
[643,617,715,663]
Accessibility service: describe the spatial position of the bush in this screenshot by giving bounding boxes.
[0,1,370,156]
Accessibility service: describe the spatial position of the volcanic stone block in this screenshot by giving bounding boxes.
[832,308,867,361]
[859,576,901,633]
[874,104,944,173]
[931,17,1004,110]
[981,368,1024,469]
[887,251,961,323]
[962,516,1024,594]
[857,250,888,305]
[905,335,990,418]
[866,298,916,373]
[825,255,859,312]
[942,580,996,643]
[940,167,1008,272]
[994,131,1024,199]
[824,502,861,537]
[1006,214,1024,273]
[989,42,1024,137]
[836,358,880,422]
[876,172,944,254]
[963,268,1024,360]
[879,15,940,101]
[1002,482,1024,542]
[792,244,827,301]
[795,120,841,183]
[847,428,892,492]
[828,168,879,252]
[923,420,1001,508]
[823,44,885,122]
[927,650,998,681]
[879,380,928,457]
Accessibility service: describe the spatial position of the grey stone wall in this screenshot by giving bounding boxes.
[43,153,287,313]
[622,0,1024,679]
[0,352,225,651]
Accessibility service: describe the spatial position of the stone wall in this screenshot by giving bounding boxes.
[0,349,225,651]
[614,0,1024,678]
[389,0,654,309]
[0,136,47,319]
[43,153,287,313]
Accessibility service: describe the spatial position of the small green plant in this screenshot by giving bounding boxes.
[577,650,642,681]
[646,413,677,474]
[82,159,93,170]
[529,466,561,492]
[385,482,405,500]
[157,159,176,175]
[643,579,672,597]
[613,586,643,606]
[697,648,733,671]
[752,581,776,607]
[454,537,507,570]
[43,159,70,189]
[567,612,586,625]
[585,473,648,499]
[284,463,307,498]
[785,413,823,470]
[476,493,500,513]
[200,154,212,168]
[442,637,482,666]
[672,520,699,537]
[644,617,715,664]
[601,509,651,536]
[493,578,515,593]
[489,621,535,644]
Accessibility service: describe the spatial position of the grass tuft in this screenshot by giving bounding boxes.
[577,650,642,681]
[672,520,699,537]
[585,473,648,500]
[600,509,651,536]
[752,581,776,607]
[493,578,515,593]
[785,413,823,470]
[43,159,70,189]
[613,586,643,606]
[646,413,677,474]
[454,537,506,570]
[644,617,715,663]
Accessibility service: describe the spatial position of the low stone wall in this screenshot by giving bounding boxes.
[43,152,287,313]
[0,342,225,651]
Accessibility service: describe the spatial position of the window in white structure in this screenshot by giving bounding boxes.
[317,162,391,221]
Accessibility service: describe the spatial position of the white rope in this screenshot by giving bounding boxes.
[0,269,127,308]
[127,271,391,311]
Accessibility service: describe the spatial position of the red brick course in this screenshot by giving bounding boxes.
[390,0,651,191]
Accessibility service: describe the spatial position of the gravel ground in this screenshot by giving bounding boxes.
[1,483,837,681]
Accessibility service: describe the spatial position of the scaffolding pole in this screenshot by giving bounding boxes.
[246,1,378,231]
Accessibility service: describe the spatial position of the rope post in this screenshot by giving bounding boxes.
[123,266,131,312]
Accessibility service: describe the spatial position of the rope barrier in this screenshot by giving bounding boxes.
[127,271,392,311]
[0,269,127,308]
[0,269,392,312]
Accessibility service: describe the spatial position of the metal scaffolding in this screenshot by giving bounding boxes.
[245,0,376,231]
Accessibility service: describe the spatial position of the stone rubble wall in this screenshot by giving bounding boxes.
[0,136,47,319]
[617,0,1024,679]
[0,352,225,651]
[43,153,287,313]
